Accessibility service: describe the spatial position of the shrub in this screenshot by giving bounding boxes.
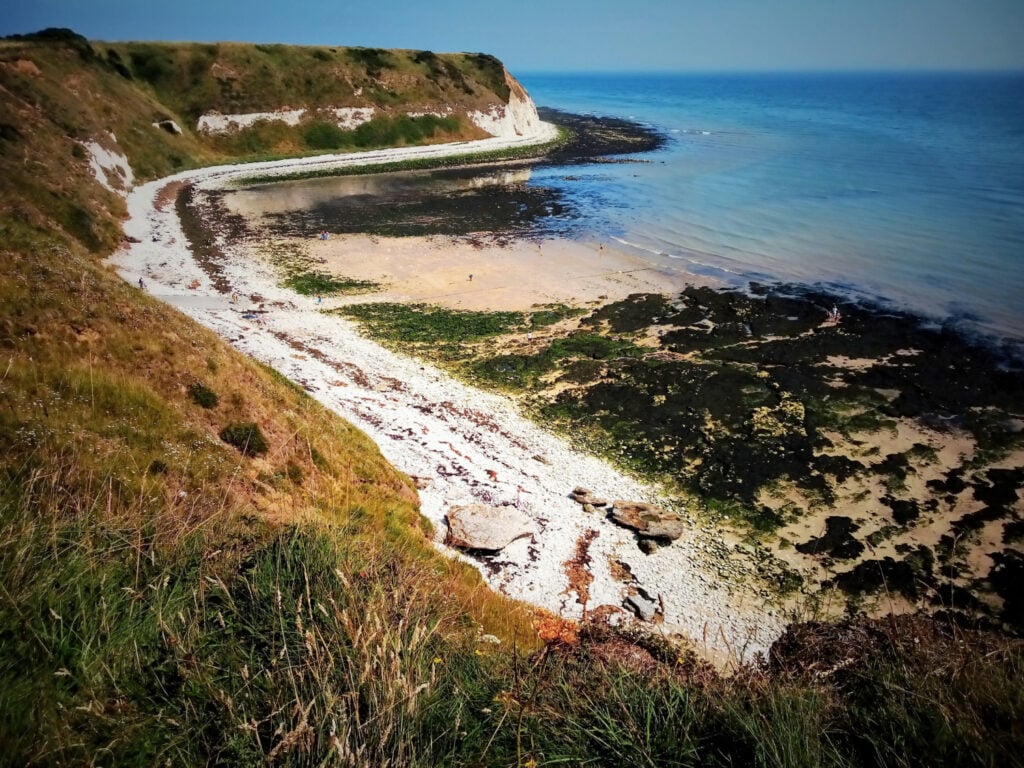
[128,48,174,84]
[219,422,268,456]
[351,114,460,149]
[187,381,219,408]
[284,460,303,484]
[303,121,348,150]
[346,47,393,78]
[466,52,510,100]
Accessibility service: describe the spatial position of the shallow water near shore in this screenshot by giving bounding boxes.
[229,72,1024,344]
[522,72,1024,342]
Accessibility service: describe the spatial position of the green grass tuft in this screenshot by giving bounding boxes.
[283,270,378,296]
[187,381,219,408]
[219,421,269,456]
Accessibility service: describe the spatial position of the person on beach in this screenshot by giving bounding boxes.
[468,273,473,281]
[138,277,145,290]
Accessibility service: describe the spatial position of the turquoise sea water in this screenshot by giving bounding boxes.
[519,72,1024,344]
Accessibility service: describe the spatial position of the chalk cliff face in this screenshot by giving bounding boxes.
[194,66,543,141]
[467,71,543,139]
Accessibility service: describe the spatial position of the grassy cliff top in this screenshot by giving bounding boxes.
[99,41,512,121]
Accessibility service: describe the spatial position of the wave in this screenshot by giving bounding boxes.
[609,235,748,280]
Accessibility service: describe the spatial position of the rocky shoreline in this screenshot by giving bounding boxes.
[113,111,1024,659]
[111,124,790,663]
[330,279,1024,634]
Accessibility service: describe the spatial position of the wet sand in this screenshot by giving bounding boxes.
[311,234,715,311]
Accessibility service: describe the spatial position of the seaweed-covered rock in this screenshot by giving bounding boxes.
[796,516,865,560]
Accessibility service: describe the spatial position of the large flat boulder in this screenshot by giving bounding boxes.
[609,501,685,541]
[445,504,536,552]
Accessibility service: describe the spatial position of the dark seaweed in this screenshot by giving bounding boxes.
[797,516,865,560]
[251,110,667,243]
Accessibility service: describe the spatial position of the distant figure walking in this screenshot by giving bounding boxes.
[230,291,238,303]
[468,273,473,282]
[828,305,842,324]
[138,277,145,290]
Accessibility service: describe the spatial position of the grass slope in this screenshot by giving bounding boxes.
[1,30,1022,767]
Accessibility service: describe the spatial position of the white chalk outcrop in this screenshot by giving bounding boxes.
[468,71,543,139]
[195,69,543,140]
[81,132,134,194]
[197,107,309,133]
[197,106,380,134]
[327,106,376,130]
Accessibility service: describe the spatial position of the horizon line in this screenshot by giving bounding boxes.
[513,66,1024,77]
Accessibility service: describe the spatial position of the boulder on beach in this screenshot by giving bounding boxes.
[637,538,660,555]
[445,504,536,552]
[609,501,685,541]
[569,486,608,507]
[623,587,660,621]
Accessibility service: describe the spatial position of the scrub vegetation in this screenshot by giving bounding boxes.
[1,29,1021,766]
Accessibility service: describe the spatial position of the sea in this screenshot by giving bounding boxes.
[234,71,1024,347]
[516,71,1024,346]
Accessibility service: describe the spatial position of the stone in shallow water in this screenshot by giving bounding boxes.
[445,504,535,552]
[609,501,685,541]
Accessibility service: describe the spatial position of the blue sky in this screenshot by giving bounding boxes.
[3,1,1023,73]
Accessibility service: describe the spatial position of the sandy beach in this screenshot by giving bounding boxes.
[308,234,711,311]
[110,134,786,663]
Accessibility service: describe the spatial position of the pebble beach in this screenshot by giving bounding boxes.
[111,130,787,663]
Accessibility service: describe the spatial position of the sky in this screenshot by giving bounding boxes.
[3,0,1023,73]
